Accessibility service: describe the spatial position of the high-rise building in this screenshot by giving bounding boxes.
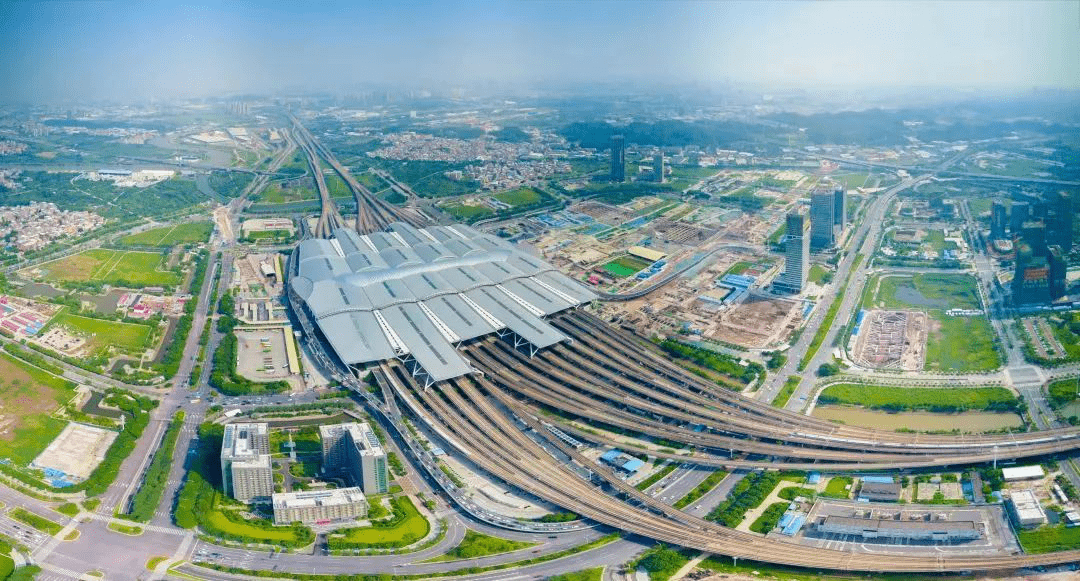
[653,152,665,183]
[610,135,625,183]
[1047,191,1073,252]
[833,186,846,228]
[811,190,837,249]
[220,423,274,502]
[990,200,1008,240]
[775,211,809,293]
[1049,246,1067,299]
[1010,201,1030,238]
[1013,242,1051,305]
[320,422,389,495]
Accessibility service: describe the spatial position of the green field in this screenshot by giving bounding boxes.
[493,187,545,207]
[119,222,212,247]
[832,173,871,189]
[863,274,1000,372]
[808,264,831,285]
[865,273,982,311]
[772,376,800,408]
[674,470,727,509]
[441,203,493,222]
[817,384,1020,413]
[0,352,77,465]
[925,315,1001,372]
[1017,525,1080,554]
[822,476,853,498]
[423,529,535,562]
[53,313,153,357]
[10,508,62,535]
[601,255,653,278]
[255,182,317,204]
[36,249,181,288]
[328,496,429,549]
[750,501,789,534]
[545,568,603,581]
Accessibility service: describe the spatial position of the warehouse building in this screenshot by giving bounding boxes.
[221,423,274,502]
[857,480,902,503]
[272,487,368,525]
[1007,489,1047,528]
[815,515,980,542]
[320,422,389,495]
[1002,465,1045,482]
[290,223,595,387]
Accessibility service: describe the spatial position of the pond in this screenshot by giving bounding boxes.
[812,405,1022,433]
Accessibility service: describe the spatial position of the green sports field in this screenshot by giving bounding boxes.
[119,222,212,247]
[35,249,181,288]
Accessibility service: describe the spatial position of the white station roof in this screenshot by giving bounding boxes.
[292,222,594,383]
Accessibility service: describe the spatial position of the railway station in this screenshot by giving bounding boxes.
[290,222,595,386]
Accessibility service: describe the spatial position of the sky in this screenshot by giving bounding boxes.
[1,0,1078,103]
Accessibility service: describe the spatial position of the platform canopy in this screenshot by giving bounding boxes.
[291,222,594,384]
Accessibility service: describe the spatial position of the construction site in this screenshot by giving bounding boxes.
[850,309,929,371]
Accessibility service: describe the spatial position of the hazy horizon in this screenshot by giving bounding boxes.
[2,0,1079,104]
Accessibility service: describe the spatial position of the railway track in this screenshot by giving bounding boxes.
[558,311,1080,448]
[288,114,427,234]
[386,356,1080,572]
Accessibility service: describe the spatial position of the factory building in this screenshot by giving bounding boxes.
[272,487,368,525]
[811,190,838,249]
[1007,489,1047,528]
[320,422,389,495]
[815,515,979,542]
[220,423,274,502]
[775,211,809,294]
[289,223,594,388]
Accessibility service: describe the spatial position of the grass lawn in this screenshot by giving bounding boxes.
[925,314,1001,372]
[674,470,727,510]
[55,503,79,517]
[602,254,652,278]
[441,203,493,222]
[119,222,212,247]
[10,508,62,535]
[0,554,12,580]
[0,353,77,465]
[287,455,321,478]
[204,501,299,543]
[864,273,1000,372]
[1017,525,1080,553]
[817,384,1018,413]
[329,496,429,548]
[107,522,143,535]
[53,312,153,357]
[772,376,800,408]
[724,261,751,276]
[832,173,871,189]
[423,529,536,562]
[867,273,982,311]
[545,568,603,581]
[808,264,830,285]
[493,187,545,207]
[750,501,789,534]
[36,249,180,288]
[256,183,317,204]
[822,476,853,498]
